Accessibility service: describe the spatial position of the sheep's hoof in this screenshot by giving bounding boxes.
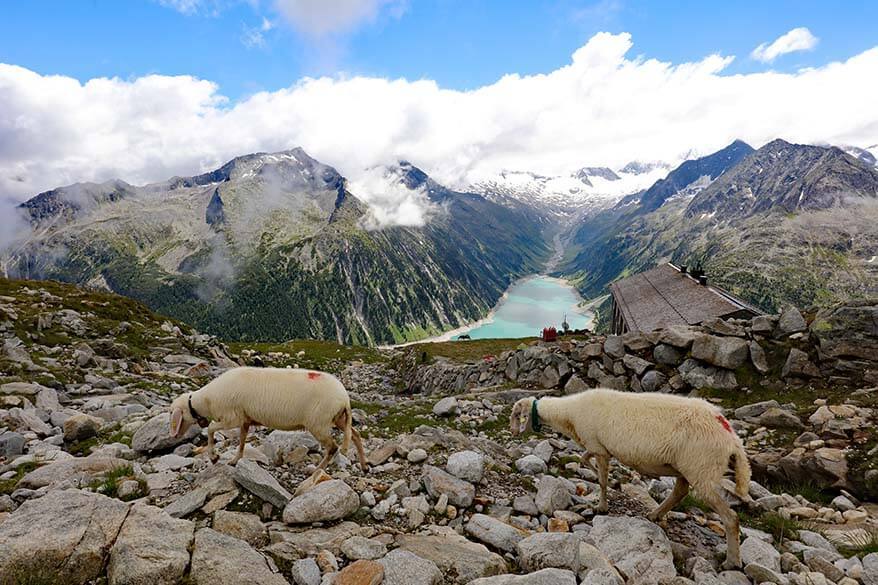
[646,512,667,527]
[229,456,241,466]
[209,454,219,464]
[596,504,608,514]
[722,558,742,571]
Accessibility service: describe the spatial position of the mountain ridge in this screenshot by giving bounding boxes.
[5,149,551,345]
[560,139,878,325]
[687,139,878,219]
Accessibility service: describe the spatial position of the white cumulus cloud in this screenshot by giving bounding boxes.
[0,32,877,230]
[751,27,819,63]
[348,166,440,229]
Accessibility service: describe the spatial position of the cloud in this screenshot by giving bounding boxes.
[241,23,268,48]
[0,196,31,258]
[572,0,623,25]
[348,166,441,228]
[156,0,233,15]
[273,0,407,38]
[751,27,819,63]
[241,16,276,48]
[157,0,204,14]
[1,32,877,230]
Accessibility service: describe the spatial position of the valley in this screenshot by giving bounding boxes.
[559,140,878,330]
[2,153,551,346]
[448,276,593,341]
[2,138,877,345]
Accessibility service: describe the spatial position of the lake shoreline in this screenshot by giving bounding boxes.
[384,274,593,348]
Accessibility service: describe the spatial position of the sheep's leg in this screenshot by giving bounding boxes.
[206,421,224,464]
[595,455,610,513]
[230,422,250,465]
[647,476,689,524]
[316,437,339,471]
[580,452,597,472]
[700,488,742,569]
[350,427,368,472]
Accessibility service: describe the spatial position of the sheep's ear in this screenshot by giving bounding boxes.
[170,407,183,437]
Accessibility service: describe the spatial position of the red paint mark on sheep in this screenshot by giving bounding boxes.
[716,414,733,433]
[307,372,321,380]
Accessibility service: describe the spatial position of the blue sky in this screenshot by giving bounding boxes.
[2,1,876,100]
[1,0,877,213]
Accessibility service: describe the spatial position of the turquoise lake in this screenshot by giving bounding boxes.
[457,276,593,339]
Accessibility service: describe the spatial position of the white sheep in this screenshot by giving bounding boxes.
[169,366,367,471]
[510,388,751,569]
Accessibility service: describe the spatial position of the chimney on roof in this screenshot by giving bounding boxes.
[698,275,708,286]
[680,265,688,274]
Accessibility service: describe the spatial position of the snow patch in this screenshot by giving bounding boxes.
[469,165,669,215]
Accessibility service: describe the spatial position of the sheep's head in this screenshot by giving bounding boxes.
[510,397,536,436]
[169,393,196,438]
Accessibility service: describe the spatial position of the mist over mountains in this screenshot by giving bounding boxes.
[2,134,877,343]
[2,149,549,344]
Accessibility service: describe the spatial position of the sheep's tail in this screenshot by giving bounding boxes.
[732,443,752,500]
[340,404,352,454]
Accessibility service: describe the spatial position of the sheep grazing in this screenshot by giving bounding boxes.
[510,388,751,569]
[169,367,367,472]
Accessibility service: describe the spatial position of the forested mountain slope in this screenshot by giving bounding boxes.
[4,150,550,344]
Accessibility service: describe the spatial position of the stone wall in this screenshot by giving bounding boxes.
[407,302,878,396]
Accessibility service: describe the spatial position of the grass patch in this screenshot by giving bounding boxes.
[88,465,139,500]
[0,276,199,368]
[378,409,434,435]
[351,400,385,416]
[698,375,878,422]
[32,330,71,347]
[67,436,102,457]
[408,338,539,364]
[67,427,133,456]
[2,566,63,585]
[833,528,878,558]
[761,479,835,505]
[698,383,820,413]
[468,406,512,438]
[741,511,804,544]
[228,339,387,372]
[678,493,712,514]
[0,462,39,495]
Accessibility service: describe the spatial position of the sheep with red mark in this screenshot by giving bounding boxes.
[510,388,751,568]
[169,366,367,471]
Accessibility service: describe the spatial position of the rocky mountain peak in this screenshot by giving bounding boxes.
[574,166,620,182]
[19,179,135,225]
[161,147,344,193]
[393,160,430,191]
[635,139,754,211]
[686,139,878,219]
